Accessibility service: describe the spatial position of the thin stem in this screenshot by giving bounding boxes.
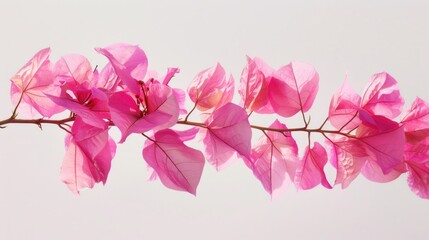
[184,102,198,122]
[0,116,76,132]
[11,92,25,119]
[338,111,359,132]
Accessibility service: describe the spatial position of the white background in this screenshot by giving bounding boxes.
[0,0,428,239]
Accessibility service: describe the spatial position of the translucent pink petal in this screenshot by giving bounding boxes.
[295,142,332,190]
[401,97,429,143]
[142,129,205,195]
[54,54,93,89]
[203,103,252,170]
[10,48,63,117]
[239,56,269,113]
[47,88,109,128]
[361,160,404,183]
[405,141,429,199]
[108,91,172,143]
[91,63,121,91]
[248,120,298,198]
[328,79,362,131]
[402,99,429,199]
[60,126,116,195]
[187,63,234,112]
[96,43,148,95]
[357,115,405,175]
[146,81,180,130]
[325,136,366,188]
[173,88,187,115]
[162,67,180,85]
[361,72,404,119]
[269,61,319,117]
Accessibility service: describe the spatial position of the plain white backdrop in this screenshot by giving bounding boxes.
[0,1,428,239]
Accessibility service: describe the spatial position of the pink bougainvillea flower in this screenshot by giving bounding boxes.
[247,120,298,198]
[239,56,270,113]
[401,97,429,199]
[202,103,251,170]
[108,91,172,143]
[48,87,110,128]
[295,142,332,190]
[10,48,63,117]
[187,63,234,112]
[269,61,319,117]
[96,43,148,95]
[60,117,116,195]
[360,72,404,119]
[328,79,362,131]
[142,129,205,195]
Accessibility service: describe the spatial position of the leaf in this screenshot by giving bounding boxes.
[108,91,172,143]
[187,63,234,112]
[96,43,148,95]
[10,48,63,117]
[248,120,298,198]
[328,79,361,131]
[60,118,116,195]
[239,56,269,113]
[202,103,252,170]
[142,129,205,195]
[269,61,319,117]
[295,142,332,190]
[361,72,404,119]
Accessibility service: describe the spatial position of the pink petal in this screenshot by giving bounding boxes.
[361,72,404,119]
[187,63,234,112]
[96,43,148,95]
[295,142,332,190]
[142,129,205,195]
[10,48,63,117]
[269,61,319,117]
[361,160,404,183]
[173,88,187,115]
[146,81,180,130]
[239,56,269,113]
[328,79,362,131]
[91,63,122,91]
[401,97,429,143]
[405,141,429,199]
[248,120,298,198]
[325,136,366,188]
[60,123,116,195]
[47,87,109,128]
[203,103,252,170]
[356,115,405,175]
[108,91,172,142]
[162,67,180,85]
[54,54,93,89]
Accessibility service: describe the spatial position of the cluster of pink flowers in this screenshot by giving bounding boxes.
[3,43,429,199]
